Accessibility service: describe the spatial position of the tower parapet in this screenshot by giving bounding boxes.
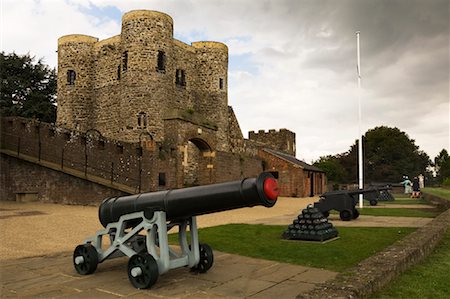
[248,129,296,156]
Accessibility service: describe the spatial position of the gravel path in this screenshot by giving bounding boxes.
[0,197,317,260]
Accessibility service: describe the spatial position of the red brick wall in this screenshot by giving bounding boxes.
[258,150,326,197]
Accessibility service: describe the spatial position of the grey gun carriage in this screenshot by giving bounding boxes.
[72,172,279,289]
[313,188,380,221]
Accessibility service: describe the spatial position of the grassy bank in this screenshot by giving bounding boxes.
[331,207,438,218]
[423,187,450,201]
[370,229,450,299]
[358,208,438,218]
[183,224,415,272]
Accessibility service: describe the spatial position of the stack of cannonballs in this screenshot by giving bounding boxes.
[282,204,338,242]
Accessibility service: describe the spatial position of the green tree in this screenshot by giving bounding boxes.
[434,149,450,183]
[0,52,56,122]
[313,155,348,184]
[345,126,431,182]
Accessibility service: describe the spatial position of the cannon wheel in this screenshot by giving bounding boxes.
[352,209,360,219]
[128,253,159,289]
[192,243,214,273]
[369,199,378,206]
[339,209,353,221]
[322,211,330,218]
[73,244,98,275]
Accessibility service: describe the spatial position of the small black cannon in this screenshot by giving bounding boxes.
[365,185,394,205]
[73,172,279,289]
[314,188,379,221]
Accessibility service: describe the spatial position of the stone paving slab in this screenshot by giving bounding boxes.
[0,251,337,299]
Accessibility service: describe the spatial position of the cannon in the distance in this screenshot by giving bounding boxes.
[314,188,379,221]
[365,185,394,205]
[73,172,279,289]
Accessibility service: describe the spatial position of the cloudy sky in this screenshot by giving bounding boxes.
[2,0,449,163]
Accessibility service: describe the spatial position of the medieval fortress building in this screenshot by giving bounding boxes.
[0,10,325,203]
[57,10,295,153]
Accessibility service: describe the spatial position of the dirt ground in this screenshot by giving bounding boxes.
[0,197,317,260]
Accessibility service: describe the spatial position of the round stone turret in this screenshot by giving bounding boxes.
[118,10,175,142]
[57,34,98,131]
[192,41,229,151]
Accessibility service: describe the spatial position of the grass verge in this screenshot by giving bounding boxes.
[331,208,438,218]
[422,187,450,201]
[380,198,429,205]
[178,224,415,272]
[369,229,450,299]
[358,208,438,218]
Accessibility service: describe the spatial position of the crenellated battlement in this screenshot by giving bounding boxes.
[248,128,296,156]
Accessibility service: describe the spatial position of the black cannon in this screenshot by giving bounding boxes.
[73,172,279,289]
[313,188,379,221]
[365,185,394,205]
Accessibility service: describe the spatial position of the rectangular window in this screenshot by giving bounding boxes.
[116,144,124,154]
[158,173,166,186]
[157,51,166,72]
[122,51,128,72]
[219,78,224,89]
[67,70,76,85]
[175,69,186,86]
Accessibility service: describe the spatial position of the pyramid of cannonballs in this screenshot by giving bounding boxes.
[282,204,338,242]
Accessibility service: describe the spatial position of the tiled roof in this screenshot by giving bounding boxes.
[263,148,325,172]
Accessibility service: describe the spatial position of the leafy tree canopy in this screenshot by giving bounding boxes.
[434,149,450,183]
[0,52,56,123]
[314,126,431,184]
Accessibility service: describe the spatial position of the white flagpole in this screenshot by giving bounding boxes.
[356,31,364,209]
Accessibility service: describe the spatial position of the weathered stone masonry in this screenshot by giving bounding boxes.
[1,10,325,202]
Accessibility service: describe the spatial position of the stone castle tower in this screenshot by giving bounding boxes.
[57,10,230,151]
[56,10,299,189]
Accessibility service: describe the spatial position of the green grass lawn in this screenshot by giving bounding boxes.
[180,224,415,272]
[369,229,450,299]
[358,208,439,218]
[422,187,450,201]
[380,198,429,205]
[331,208,438,218]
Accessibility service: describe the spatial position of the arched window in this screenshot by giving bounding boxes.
[137,112,148,128]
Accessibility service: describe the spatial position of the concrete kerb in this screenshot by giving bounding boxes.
[296,194,450,299]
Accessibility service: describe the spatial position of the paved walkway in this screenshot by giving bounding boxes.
[0,251,337,298]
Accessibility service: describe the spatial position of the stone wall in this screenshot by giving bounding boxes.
[249,129,296,156]
[1,154,126,205]
[1,117,263,203]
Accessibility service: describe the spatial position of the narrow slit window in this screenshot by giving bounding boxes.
[67,70,76,85]
[117,65,121,80]
[159,173,166,186]
[122,51,128,72]
[157,51,166,72]
[219,78,224,89]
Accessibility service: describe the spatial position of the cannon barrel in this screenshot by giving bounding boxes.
[99,172,279,227]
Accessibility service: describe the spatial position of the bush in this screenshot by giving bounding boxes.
[443,178,450,187]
